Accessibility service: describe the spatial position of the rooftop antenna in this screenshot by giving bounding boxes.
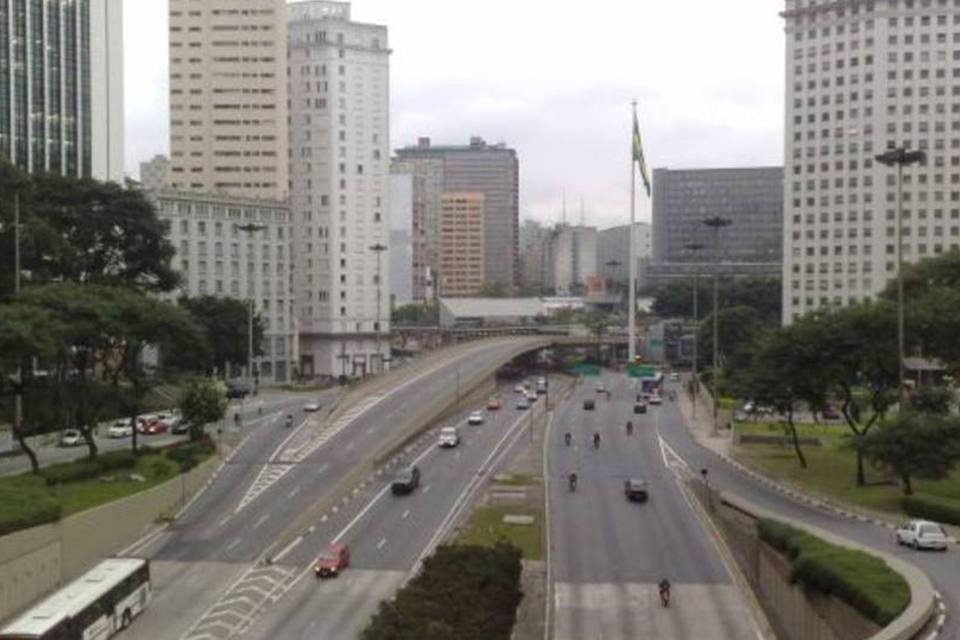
[561,190,567,225]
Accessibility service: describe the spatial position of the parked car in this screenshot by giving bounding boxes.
[225,382,252,399]
[896,520,949,551]
[171,418,191,435]
[314,543,350,578]
[156,412,179,429]
[391,466,421,495]
[515,398,530,411]
[468,411,485,425]
[583,399,595,411]
[304,400,322,412]
[624,479,649,502]
[821,406,842,420]
[438,427,461,448]
[141,419,169,436]
[486,398,501,411]
[135,415,159,434]
[59,429,83,447]
[107,420,134,439]
[633,402,647,414]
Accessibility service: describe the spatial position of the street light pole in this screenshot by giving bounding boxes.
[13,191,22,443]
[703,216,731,436]
[235,223,268,394]
[370,243,388,374]
[684,242,706,419]
[876,147,926,405]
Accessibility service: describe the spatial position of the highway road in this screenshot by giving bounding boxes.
[653,378,960,639]
[125,338,545,640]
[240,386,546,639]
[547,372,762,640]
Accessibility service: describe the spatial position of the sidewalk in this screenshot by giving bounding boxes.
[676,383,734,457]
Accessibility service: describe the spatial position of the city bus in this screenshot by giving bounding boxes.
[0,558,151,640]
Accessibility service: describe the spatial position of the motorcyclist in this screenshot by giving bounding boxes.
[593,432,601,449]
[659,578,671,607]
[285,414,293,428]
[626,421,634,436]
[234,412,241,427]
[564,432,572,446]
[568,472,578,492]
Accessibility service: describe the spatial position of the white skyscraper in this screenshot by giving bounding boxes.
[287,1,390,379]
[0,0,124,181]
[782,0,960,323]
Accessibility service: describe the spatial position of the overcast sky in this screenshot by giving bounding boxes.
[123,0,785,229]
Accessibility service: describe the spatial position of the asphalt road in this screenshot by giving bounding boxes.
[548,371,761,640]
[654,378,960,639]
[241,386,543,639]
[126,339,543,640]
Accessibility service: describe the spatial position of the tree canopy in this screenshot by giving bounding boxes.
[650,277,781,323]
[173,296,263,376]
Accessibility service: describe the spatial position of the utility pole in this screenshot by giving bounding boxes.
[703,216,731,436]
[235,223,268,394]
[875,147,926,405]
[684,242,706,419]
[628,100,638,363]
[14,191,22,447]
[370,243,388,374]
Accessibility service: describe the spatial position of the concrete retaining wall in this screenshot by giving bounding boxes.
[0,455,220,625]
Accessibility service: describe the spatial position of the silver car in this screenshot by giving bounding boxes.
[896,520,950,551]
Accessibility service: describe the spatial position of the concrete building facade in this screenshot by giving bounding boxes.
[439,192,485,296]
[168,0,289,200]
[143,175,295,385]
[395,137,519,291]
[519,219,549,292]
[597,222,653,285]
[546,224,598,296]
[389,172,413,306]
[650,167,783,285]
[390,155,443,301]
[0,0,124,181]
[782,0,960,322]
[287,1,390,380]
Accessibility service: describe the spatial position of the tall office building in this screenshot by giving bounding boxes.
[439,192,485,296]
[0,0,124,181]
[395,137,520,291]
[168,0,288,200]
[390,155,443,301]
[288,1,390,379]
[545,224,598,295]
[597,222,653,285]
[782,0,960,322]
[389,171,414,306]
[649,167,783,286]
[519,219,549,292]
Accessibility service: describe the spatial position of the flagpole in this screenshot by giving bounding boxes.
[628,100,637,363]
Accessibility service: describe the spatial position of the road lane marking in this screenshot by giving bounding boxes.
[288,486,301,499]
[377,537,387,551]
[272,534,305,563]
[218,516,231,528]
[226,538,242,552]
[422,485,431,494]
[401,509,410,520]
[253,514,270,530]
[316,463,329,475]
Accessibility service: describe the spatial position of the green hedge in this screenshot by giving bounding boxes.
[40,449,139,485]
[758,519,909,626]
[903,494,960,526]
[164,438,216,472]
[0,477,61,535]
[361,543,523,640]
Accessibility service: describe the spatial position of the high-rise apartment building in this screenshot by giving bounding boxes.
[288,1,390,379]
[168,0,288,200]
[597,222,653,285]
[390,155,443,301]
[519,219,549,292]
[0,0,124,181]
[395,137,520,291]
[439,193,485,296]
[545,224,598,295]
[782,0,960,322]
[389,172,414,306]
[649,167,783,286]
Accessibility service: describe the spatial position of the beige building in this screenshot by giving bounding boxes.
[439,193,486,296]
[168,0,289,201]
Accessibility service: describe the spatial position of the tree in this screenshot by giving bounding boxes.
[391,302,438,327]
[696,305,768,377]
[179,377,228,442]
[908,386,953,415]
[174,296,262,377]
[856,412,960,495]
[0,162,180,297]
[650,277,781,323]
[478,280,508,298]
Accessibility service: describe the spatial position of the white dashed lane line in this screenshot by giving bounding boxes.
[288,486,301,499]
[253,513,270,530]
[226,538,242,552]
[401,509,410,520]
[422,485,431,494]
[377,537,387,551]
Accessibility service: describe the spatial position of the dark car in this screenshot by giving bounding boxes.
[225,382,251,399]
[633,402,647,414]
[624,479,649,502]
[583,399,595,411]
[391,465,421,495]
[821,406,842,420]
[171,418,191,435]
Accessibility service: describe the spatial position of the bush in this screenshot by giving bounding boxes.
[361,543,523,640]
[758,519,909,626]
[0,477,61,535]
[96,450,138,472]
[40,459,106,485]
[903,494,960,526]
[164,438,216,472]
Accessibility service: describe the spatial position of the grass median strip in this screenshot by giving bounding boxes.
[457,505,543,560]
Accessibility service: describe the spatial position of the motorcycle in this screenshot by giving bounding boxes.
[568,473,578,492]
[285,415,293,428]
[564,432,572,446]
[626,421,633,436]
[659,579,671,607]
[593,433,601,449]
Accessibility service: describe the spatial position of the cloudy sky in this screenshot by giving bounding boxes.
[124,0,785,229]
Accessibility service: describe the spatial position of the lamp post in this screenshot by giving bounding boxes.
[703,216,731,436]
[875,147,926,405]
[235,223,268,395]
[684,241,706,418]
[369,242,388,374]
[13,191,22,447]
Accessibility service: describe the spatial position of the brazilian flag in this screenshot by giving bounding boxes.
[633,113,651,197]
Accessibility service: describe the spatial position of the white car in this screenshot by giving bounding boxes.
[468,411,485,425]
[107,419,134,439]
[438,427,461,448]
[649,393,663,405]
[526,391,538,402]
[514,384,526,394]
[595,383,606,393]
[304,401,322,412]
[669,372,680,381]
[59,429,83,447]
[896,520,950,551]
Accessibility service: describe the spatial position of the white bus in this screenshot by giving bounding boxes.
[0,558,150,640]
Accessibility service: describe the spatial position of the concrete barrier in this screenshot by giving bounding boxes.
[0,455,220,626]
